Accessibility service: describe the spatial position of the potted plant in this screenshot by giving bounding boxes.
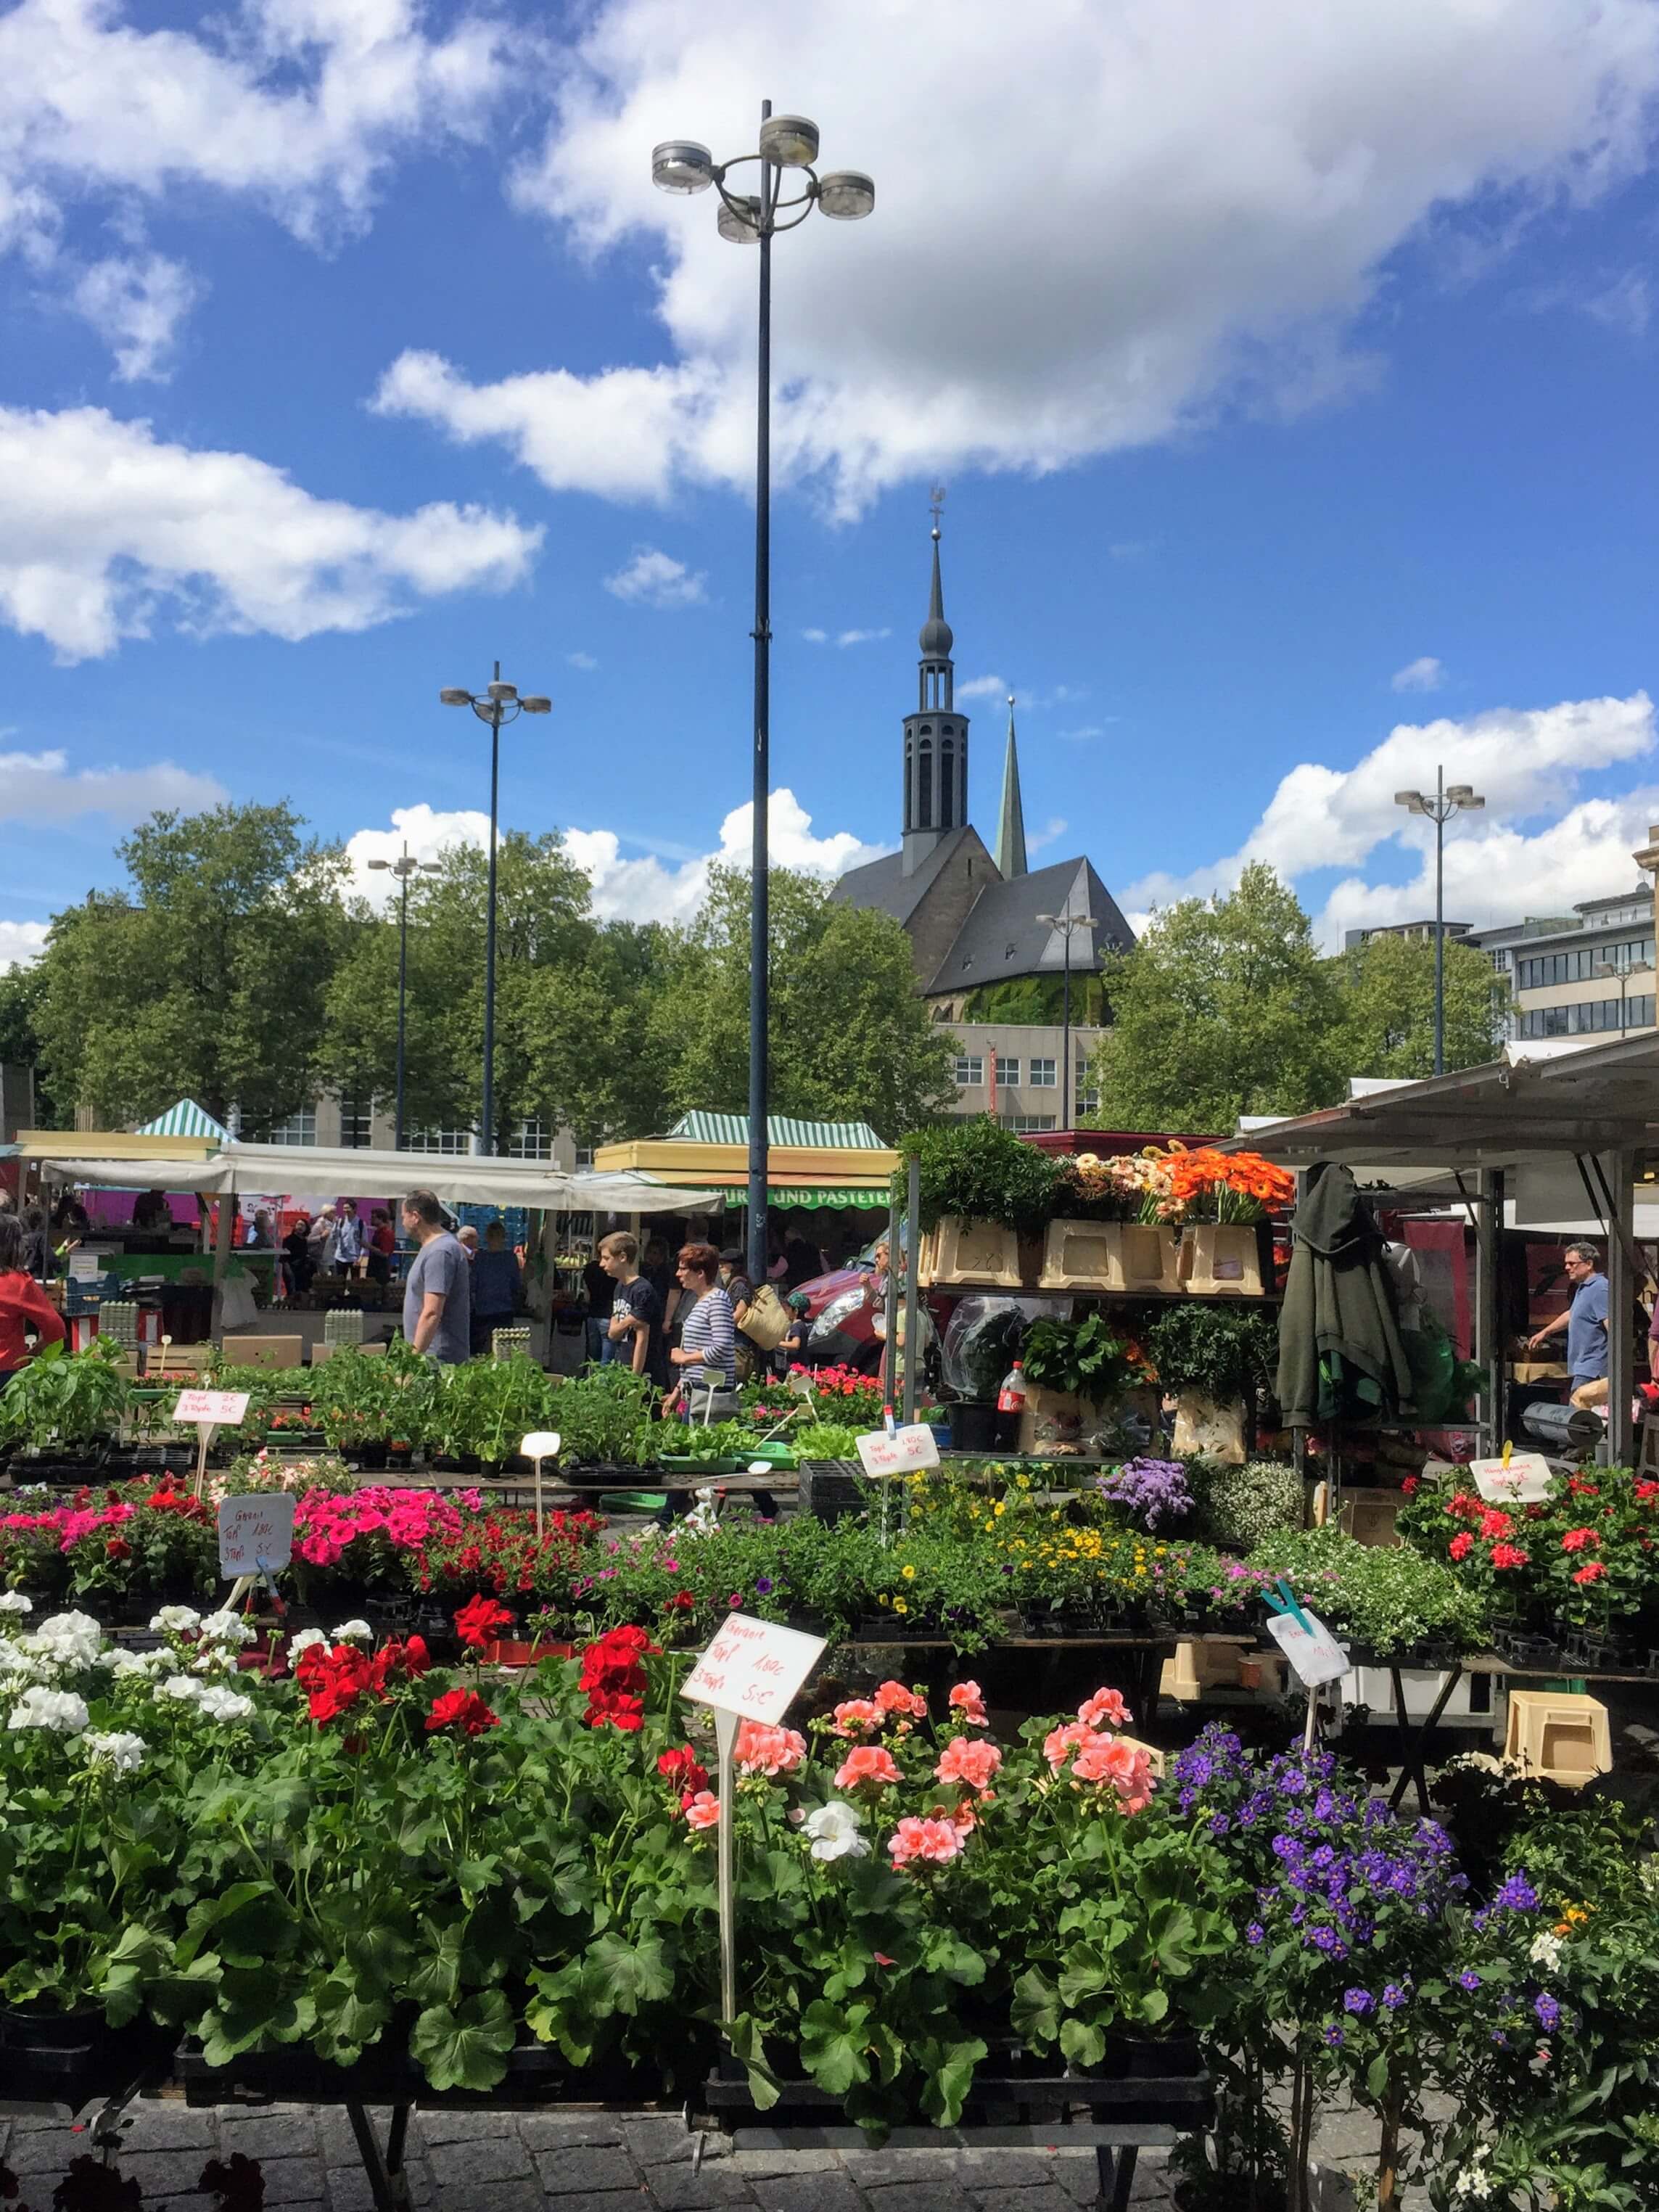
[899,1120,1061,1287]
[1160,1146,1295,1297]
[1143,1304,1282,1466]
[1040,1151,1183,1293]
[1017,1312,1155,1449]
[0,1342,131,1476]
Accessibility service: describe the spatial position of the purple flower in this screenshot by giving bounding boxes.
[755,1577,774,1595]
[1324,2025,1345,2047]
[1246,1923,1265,1946]
[1343,1989,1374,2015]
[1209,1813,1231,1835]
[1458,1970,1481,1992]
[1534,1994,1560,2031]
[1494,1872,1539,1915]
[1096,1457,1193,1531]
[1382,1985,1407,2010]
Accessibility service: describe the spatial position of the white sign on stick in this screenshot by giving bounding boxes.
[217,1493,296,1578]
[855,1423,940,1478]
[174,1389,250,1427]
[680,1612,827,1726]
[1470,1453,1555,1505]
[1267,1607,1351,1689]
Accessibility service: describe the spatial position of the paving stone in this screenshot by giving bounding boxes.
[429,2134,535,2186]
[969,2190,1079,2212]
[533,2145,642,2196]
[87,2150,209,2197]
[748,2178,865,2212]
[419,2110,519,2145]
[625,2113,733,2166]
[861,2184,975,2212]
[958,2154,1065,2192]
[427,2181,544,2212]
[258,2153,329,2203]
[842,2150,956,2187]
[114,2101,220,2150]
[731,2149,843,2178]
[646,2163,759,2209]
[3,2129,83,2175]
[519,2112,628,2150]
[148,2196,217,2212]
[214,2112,320,2161]
[316,2105,428,2166]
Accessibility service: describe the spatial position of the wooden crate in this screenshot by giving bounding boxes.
[1504,1689,1611,1787]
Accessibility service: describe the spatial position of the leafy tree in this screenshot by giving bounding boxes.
[0,960,56,1125]
[32,804,350,1130]
[517,921,684,1147]
[1090,864,1343,1132]
[1330,931,1507,1080]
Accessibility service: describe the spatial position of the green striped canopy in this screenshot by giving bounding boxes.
[135,1098,229,1140]
[667,1111,887,1149]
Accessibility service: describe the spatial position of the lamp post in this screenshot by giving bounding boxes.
[366,843,441,1150]
[1593,958,1653,1035]
[439,663,551,1154]
[1036,908,1098,1130]
[1393,768,1485,1075]
[652,107,873,1283]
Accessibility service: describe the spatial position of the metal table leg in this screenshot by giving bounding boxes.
[347,2097,413,2212]
[1386,1662,1463,1817]
[1095,2142,1139,2211]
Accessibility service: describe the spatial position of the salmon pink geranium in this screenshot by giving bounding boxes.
[834,1744,903,1790]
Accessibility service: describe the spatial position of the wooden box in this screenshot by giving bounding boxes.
[1178,1222,1264,1296]
[1038,1219,1181,1294]
[923,1217,1024,1288]
[221,1334,305,1370]
[1503,1689,1611,1787]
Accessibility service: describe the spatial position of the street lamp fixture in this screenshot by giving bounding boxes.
[1036,910,1098,1131]
[1393,768,1485,1075]
[651,100,873,1284]
[440,662,552,1154]
[367,846,442,1150]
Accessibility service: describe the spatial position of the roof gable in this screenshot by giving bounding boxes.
[925,858,1135,995]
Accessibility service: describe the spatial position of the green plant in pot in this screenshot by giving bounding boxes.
[0,1341,131,1463]
[898,1119,1062,1233]
[1019,1312,1150,1406]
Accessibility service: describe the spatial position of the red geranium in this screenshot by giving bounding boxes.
[579,1624,659,1730]
[657,1746,710,1801]
[1478,1509,1513,1540]
[105,1537,131,1561]
[425,1687,500,1736]
[455,1595,515,1650]
[297,1642,375,1724]
[1490,1543,1530,1571]
[1572,1561,1607,1585]
[1561,1527,1600,1553]
[1449,1531,1474,1561]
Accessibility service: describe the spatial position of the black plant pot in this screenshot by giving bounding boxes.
[952,1402,1000,1452]
[358,1441,390,1471]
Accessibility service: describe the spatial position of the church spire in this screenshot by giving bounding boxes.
[900,489,970,873]
[995,693,1027,879]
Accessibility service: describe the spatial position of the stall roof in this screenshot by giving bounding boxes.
[136,1098,229,1141]
[26,1138,715,1213]
[667,1111,888,1149]
[1224,1030,1659,1169]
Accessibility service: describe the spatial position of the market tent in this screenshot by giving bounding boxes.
[136,1099,229,1142]
[595,1110,897,1209]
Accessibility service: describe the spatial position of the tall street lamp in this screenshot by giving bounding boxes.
[367,842,440,1150]
[652,105,873,1282]
[440,662,550,1154]
[1393,768,1485,1076]
[1036,908,1098,1130]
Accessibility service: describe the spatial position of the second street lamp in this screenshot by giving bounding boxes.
[652,102,873,1283]
[366,843,440,1151]
[1393,768,1485,1076]
[1036,908,1098,1130]
[440,663,551,1154]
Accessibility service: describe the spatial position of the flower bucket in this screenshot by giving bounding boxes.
[1171,1389,1247,1464]
[1177,1222,1264,1296]
[926,1216,1024,1288]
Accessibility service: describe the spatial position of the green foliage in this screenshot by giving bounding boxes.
[0,959,54,1124]
[1333,931,1508,1082]
[898,1116,1062,1230]
[961,972,1107,1026]
[1018,1312,1145,1404]
[1141,1302,1280,1399]
[0,1341,131,1451]
[1248,1524,1491,1656]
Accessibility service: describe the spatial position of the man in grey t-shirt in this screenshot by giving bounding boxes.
[400,1188,472,1365]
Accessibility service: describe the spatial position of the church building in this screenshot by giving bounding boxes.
[831,521,1136,1129]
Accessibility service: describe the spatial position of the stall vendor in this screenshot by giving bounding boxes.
[1528,1239,1609,1408]
[0,1213,67,1383]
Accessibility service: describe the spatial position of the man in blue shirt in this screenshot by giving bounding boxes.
[1528,1241,1609,1402]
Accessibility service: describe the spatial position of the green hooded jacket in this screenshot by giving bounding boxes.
[1276,1160,1414,1426]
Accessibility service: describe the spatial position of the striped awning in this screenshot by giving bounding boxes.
[667,1111,887,1149]
[136,1098,229,1141]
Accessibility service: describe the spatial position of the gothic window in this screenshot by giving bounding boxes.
[918,740,933,826]
[940,741,955,825]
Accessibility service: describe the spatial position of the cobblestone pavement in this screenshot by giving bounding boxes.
[0,2099,1401,2212]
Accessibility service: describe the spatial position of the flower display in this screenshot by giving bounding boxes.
[735,1721,807,1776]
[834,1743,903,1791]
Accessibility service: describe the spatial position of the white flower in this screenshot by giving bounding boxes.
[1451,2149,1494,2204]
[158,1674,205,1703]
[199,1609,255,1647]
[0,1640,49,1685]
[332,1620,373,1642]
[197,1685,254,1723]
[1640,1857,1659,1901]
[288,1628,327,1661]
[0,1592,33,1617]
[8,1686,90,1734]
[1529,1931,1564,1970]
[803,1801,870,1863]
[83,1730,147,1775]
[31,1612,104,1669]
[149,1606,202,1635]
[109,1649,168,1679]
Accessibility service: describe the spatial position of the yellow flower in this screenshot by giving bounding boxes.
[894,1598,908,1615]
[993,1501,1005,1517]
[902,1563,917,1581]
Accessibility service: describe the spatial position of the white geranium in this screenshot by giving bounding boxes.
[0,1592,33,1617]
[803,1801,870,1863]
[199,1609,255,1647]
[158,1674,205,1703]
[332,1620,373,1642]
[1640,1858,1659,1902]
[0,1640,49,1684]
[83,1730,147,1775]
[197,1685,254,1723]
[109,1648,169,1680]
[288,1628,327,1661]
[31,1612,104,1668]
[1529,1931,1564,1970]
[8,1685,90,1734]
[150,1605,202,1635]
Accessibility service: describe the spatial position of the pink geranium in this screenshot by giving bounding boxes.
[1071,1735,1155,1814]
[887,1815,966,1867]
[736,1721,807,1777]
[873,1679,928,1719]
[947,1681,988,1727]
[831,1698,882,1738]
[683,1790,721,1831]
[1077,1687,1130,1731]
[834,1744,903,1790]
[934,1736,1003,1794]
[1042,1719,1097,1772]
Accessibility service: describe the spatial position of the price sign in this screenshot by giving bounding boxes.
[1267,1607,1351,1689]
[855,1423,940,1477]
[1470,1453,1554,1504]
[680,1612,827,1726]
[217,1492,296,1578]
[173,1389,250,1427]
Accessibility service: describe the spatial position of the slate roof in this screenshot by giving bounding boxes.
[828,826,979,926]
[923,858,1135,997]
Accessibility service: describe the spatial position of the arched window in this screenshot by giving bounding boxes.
[940,739,955,826]
[904,736,914,831]
[918,739,933,826]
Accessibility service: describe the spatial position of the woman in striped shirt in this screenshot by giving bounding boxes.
[668,1242,736,1391]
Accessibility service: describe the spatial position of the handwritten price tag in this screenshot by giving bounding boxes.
[217,1492,296,1577]
[1470,1453,1554,1504]
[1267,1607,1351,1689]
[174,1389,250,1427]
[855,1424,940,1477]
[680,1612,827,1724]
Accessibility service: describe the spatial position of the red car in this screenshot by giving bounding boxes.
[793,1235,950,1376]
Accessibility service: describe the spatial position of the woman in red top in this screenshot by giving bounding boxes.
[0,1212,66,1381]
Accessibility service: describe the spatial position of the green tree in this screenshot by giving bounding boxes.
[0,960,56,1126]
[1330,931,1507,1081]
[32,803,350,1130]
[1090,863,1342,1132]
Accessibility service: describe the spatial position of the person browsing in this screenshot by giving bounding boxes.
[1528,1240,1610,1407]
[669,1241,736,1392]
[400,1188,472,1365]
[471,1220,523,1357]
[0,1212,67,1383]
[600,1231,667,1386]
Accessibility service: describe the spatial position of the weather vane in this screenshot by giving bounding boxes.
[929,483,946,535]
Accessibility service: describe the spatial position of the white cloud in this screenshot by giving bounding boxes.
[958,675,1008,702]
[801,628,828,644]
[1122,691,1658,945]
[0,0,507,253]
[0,920,49,971]
[0,405,540,660]
[1027,816,1069,854]
[603,545,706,607]
[342,802,491,903]
[377,0,1659,515]
[65,251,200,380]
[1060,724,1109,743]
[836,626,890,647]
[1391,654,1445,692]
[566,649,598,670]
[0,747,226,824]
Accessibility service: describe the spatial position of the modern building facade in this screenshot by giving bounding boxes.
[1467,883,1657,1043]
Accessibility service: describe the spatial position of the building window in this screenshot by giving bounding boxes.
[339,1098,374,1148]
[508,1118,551,1161]
[995,1056,1021,1088]
[1075,1085,1100,1115]
[1515,939,1656,992]
[263,1107,317,1146]
[1028,1058,1057,1088]
[406,1127,473,1154]
[1517,997,1656,1040]
[574,1145,594,1168]
[954,1056,984,1088]
[999,1113,1056,1132]
[940,743,954,825]
[918,743,933,826]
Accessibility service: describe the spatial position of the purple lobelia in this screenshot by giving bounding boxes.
[1097,1457,1195,1532]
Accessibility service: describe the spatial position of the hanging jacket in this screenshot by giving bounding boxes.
[1276,1160,1415,1426]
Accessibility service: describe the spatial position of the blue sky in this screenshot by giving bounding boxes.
[1,0,1657,967]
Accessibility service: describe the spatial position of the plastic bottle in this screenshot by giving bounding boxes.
[995,1358,1028,1450]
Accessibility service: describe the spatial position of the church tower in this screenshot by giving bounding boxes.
[901,501,971,875]
[995,694,1028,879]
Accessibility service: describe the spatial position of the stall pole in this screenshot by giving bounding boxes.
[1474,1168,1504,1455]
[901,1156,921,1425]
[210,1187,234,1343]
[883,1193,901,1405]
[1604,1148,1636,1467]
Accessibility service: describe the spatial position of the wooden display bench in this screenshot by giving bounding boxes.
[917,1216,1276,1299]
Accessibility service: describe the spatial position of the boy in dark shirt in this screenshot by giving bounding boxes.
[599,1230,667,1389]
